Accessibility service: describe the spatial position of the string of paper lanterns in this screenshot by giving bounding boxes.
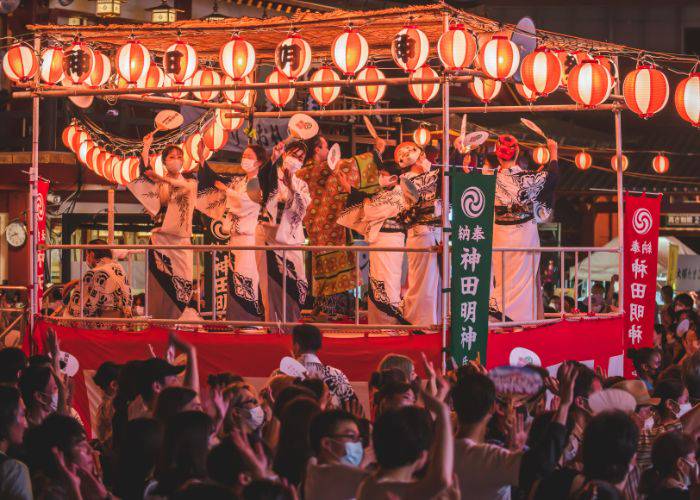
[309,65,341,107]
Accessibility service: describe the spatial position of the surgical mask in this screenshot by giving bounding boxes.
[241,158,258,173]
[244,405,265,430]
[679,403,693,418]
[644,416,655,430]
[283,156,303,173]
[680,458,698,488]
[340,441,364,467]
[40,391,58,413]
[378,175,396,188]
[165,158,183,175]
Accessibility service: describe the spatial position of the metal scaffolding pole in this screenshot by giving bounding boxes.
[29,34,40,335]
[440,12,450,371]
[614,56,625,321]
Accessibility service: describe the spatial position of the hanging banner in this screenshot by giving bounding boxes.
[450,173,496,365]
[35,179,50,307]
[623,192,662,377]
[201,213,229,318]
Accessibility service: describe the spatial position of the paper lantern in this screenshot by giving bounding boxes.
[408,65,439,104]
[438,23,476,72]
[181,146,195,173]
[61,123,81,150]
[71,129,90,154]
[391,25,429,73]
[150,153,166,177]
[202,121,229,151]
[85,51,111,88]
[470,76,502,103]
[413,126,431,147]
[309,65,341,106]
[163,39,198,84]
[355,65,386,105]
[219,34,255,81]
[623,64,669,118]
[102,156,118,183]
[142,62,164,90]
[222,74,252,104]
[674,73,700,127]
[515,83,538,103]
[94,150,110,177]
[116,38,151,85]
[520,47,561,96]
[611,154,629,172]
[478,35,520,81]
[567,59,612,108]
[164,74,190,99]
[596,55,618,89]
[215,108,244,131]
[556,50,590,87]
[531,146,550,165]
[40,46,64,85]
[191,68,221,101]
[63,40,94,84]
[3,43,38,85]
[112,158,124,185]
[575,151,592,171]
[264,70,295,108]
[184,133,212,164]
[84,145,101,172]
[331,28,368,76]
[78,139,96,165]
[275,33,312,80]
[652,154,669,174]
[121,157,140,183]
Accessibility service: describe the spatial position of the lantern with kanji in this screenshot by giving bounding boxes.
[85,51,111,88]
[520,47,561,96]
[63,39,94,84]
[164,74,190,98]
[40,46,64,85]
[470,76,502,103]
[216,108,244,131]
[437,23,476,72]
[355,65,386,105]
[3,43,39,85]
[191,68,221,102]
[222,74,252,104]
[531,146,550,165]
[556,50,590,87]
[391,25,429,73]
[413,125,431,147]
[611,154,629,172]
[116,37,151,85]
[331,27,368,76]
[652,154,669,174]
[675,73,700,127]
[623,64,669,118]
[515,83,538,103]
[264,70,295,108]
[220,34,255,81]
[478,35,520,81]
[408,65,439,104]
[202,121,229,151]
[163,39,198,84]
[275,33,312,80]
[575,151,592,170]
[567,59,612,107]
[309,65,341,107]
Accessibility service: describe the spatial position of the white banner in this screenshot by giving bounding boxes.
[676,255,700,291]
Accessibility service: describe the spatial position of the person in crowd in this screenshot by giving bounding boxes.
[0,347,27,387]
[92,361,121,445]
[298,134,385,320]
[0,386,31,500]
[626,347,662,391]
[221,382,267,437]
[153,386,201,425]
[378,353,417,383]
[64,239,133,320]
[374,380,416,416]
[273,397,320,486]
[133,293,146,317]
[639,430,699,499]
[683,350,700,405]
[291,324,358,406]
[207,434,273,497]
[660,285,675,331]
[336,160,408,325]
[255,140,311,328]
[18,364,65,428]
[113,418,163,500]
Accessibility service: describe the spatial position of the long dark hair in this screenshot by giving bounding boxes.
[114,418,163,500]
[272,397,320,485]
[639,430,695,495]
[246,144,269,165]
[304,135,325,163]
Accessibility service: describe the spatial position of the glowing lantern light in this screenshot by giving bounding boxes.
[103,157,118,183]
[181,146,196,173]
[121,157,140,183]
[331,27,368,76]
[84,145,101,172]
[355,65,386,105]
[185,133,212,165]
[610,154,629,172]
[623,64,669,118]
[520,47,561,96]
[142,63,164,90]
[164,74,190,99]
[478,35,520,81]
[515,83,538,103]
[150,153,165,177]
[85,51,111,88]
[575,151,592,171]
[78,138,96,165]
[215,108,244,131]
[95,150,110,176]
[62,123,81,151]
[71,129,89,154]
[674,73,700,127]
[275,33,312,80]
[652,154,670,174]
[112,158,124,185]
[163,39,198,84]
[116,38,151,85]
[40,46,64,85]
[219,34,255,81]
[438,23,476,72]
[63,40,94,84]
[556,50,590,87]
[202,122,229,151]
[3,43,38,85]
[413,125,431,147]
[408,65,439,104]
[470,76,502,103]
[309,65,341,107]
[191,68,221,101]
[531,146,550,165]
[222,74,252,104]
[264,69,295,108]
[567,59,612,108]
[391,25,429,73]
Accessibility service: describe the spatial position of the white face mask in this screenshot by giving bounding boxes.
[244,405,265,430]
[378,175,396,188]
[644,416,655,430]
[165,158,183,175]
[241,158,258,173]
[679,402,693,418]
[283,156,303,173]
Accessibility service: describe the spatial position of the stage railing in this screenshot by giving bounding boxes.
[42,243,621,332]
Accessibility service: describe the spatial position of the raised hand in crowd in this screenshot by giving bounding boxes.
[169,331,200,394]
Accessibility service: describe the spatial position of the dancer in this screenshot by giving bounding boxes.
[490,135,559,322]
[336,161,408,325]
[255,141,311,330]
[128,132,198,319]
[395,142,442,328]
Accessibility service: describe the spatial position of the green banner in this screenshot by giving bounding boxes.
[450,173,496,365]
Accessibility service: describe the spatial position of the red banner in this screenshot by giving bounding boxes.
[623,193,662,377]
[35,179,49,307]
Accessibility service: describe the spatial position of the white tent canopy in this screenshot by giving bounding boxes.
[570,236,696,284]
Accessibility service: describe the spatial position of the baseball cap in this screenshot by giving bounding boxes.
[92,361,122,390]
[141,357,185,382]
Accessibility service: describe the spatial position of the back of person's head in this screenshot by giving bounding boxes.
[309,409,358,455]
[0,386,23,444]
[682,351,700,401]
[273,397,321,485]
[114,418,163,499]
[18,364,51,410]
[582,411,639,484]
[626,347,659,375]
[0,348,27,385]
[28,354,51,367]
[658,365,682,383]
[87,238,112,260]
[369,368,407,393]
[372,406,432,470]
[92,361,121,393]
[602,376,625,389]
[172,482,238,500]
[26,413,86,476]
[292,324,322,353]
[559,362,598,401]
[207,439,255,489]
[374,380,415,414]
[266,375,295,401]
[674,293,694,311]
[153,386,198,423]
[293,378,327,404]
[451,373,496,425]
[272,384,316,418]
[378,354,415,381]
[242,479,295,500]
[653,378,685,418]
[640,430,695,495]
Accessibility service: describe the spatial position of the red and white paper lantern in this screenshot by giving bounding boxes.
[309,65,341,106]
[61,123,80,150]
[413,126,431,147]
[85,51,111,88]
[674,73,700,127]
[437,23,476,72]
[408,65,439,104]
[652,154,670,174]
[478,35,520,81]
[515,83,538,103]
[575,151,592,171]
[3,43,38,84]
[470,76,502,103]
[567,59,612,107]
[163,39,198,84]
[222,74,253,104]
[164,74,190,99]
[202,122,229,151]
[63,40,94,84]
[116,38,151,85]
[141,63,165,90]
[623,64,669,118]
[216,108,244,131]
[331,28,368,76]
[264,70,295,108]
[220,34,256,81]
[391,25,429,73]
[40,46,64,85]
[531,146,550,165]
[520,47,561,96]
[121,157,140,183]
[355,65,386,105]
[191,68,221,102]
[610,154,629,172]
[275,33,312,80]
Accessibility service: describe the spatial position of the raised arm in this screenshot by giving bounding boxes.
[141,132,155,167]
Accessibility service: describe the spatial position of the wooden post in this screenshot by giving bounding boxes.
[107,189,115,245]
